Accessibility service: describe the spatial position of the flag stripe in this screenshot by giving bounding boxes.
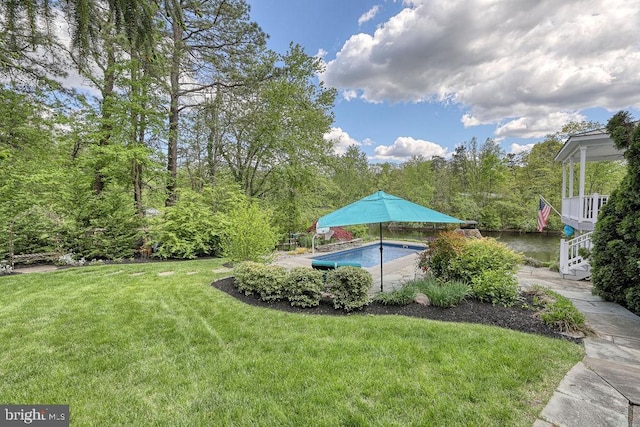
[537,198,552,232]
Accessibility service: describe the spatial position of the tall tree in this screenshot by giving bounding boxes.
[215,44,335,198]
[160,0,266,205]
[329,145,374,206]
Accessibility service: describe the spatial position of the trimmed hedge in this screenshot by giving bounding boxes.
[325,266,373,311]
[286,267,324,308]
[233,262,287,302]
[233,263,373,311]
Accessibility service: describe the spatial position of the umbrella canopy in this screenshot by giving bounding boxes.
[317,190,463,228]
[316,190,463,292]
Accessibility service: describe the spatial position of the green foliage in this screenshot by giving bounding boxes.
[218,197,279,263]
[624,287,640,314]
[67,190,143,260]
[523,256,544,268]
[478,205,501,231]
[592,112,640,309]
[422,279,470,308]
[325,266,372,311]
[450,238,523,283]
[418,232,466,280]
[151,189,221,259]
[420,235,522,286]
[471,270,519,307]
[577,247,591,260]
[296,233,313,248]
[233,261,287,302]
[373,284,418,306]
[345,224,369,240]
[8,206,62,256]
[531,287,586,333]
[373,277,468,307]
[285,267,324,307]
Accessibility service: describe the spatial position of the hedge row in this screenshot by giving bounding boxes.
[233,262,372,311]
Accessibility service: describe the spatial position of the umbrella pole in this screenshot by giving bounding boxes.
[379,223,383,292]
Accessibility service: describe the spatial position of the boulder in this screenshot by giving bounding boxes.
[414,293,431,306]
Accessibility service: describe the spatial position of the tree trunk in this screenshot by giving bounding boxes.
[166,8,182,206]
[93,45,116,194]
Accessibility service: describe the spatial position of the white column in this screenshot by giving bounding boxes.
[569,158,574,197]
[579,147,587,221]
[562,162,566,199]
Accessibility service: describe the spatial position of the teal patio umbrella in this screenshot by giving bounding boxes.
[317,190,463,292]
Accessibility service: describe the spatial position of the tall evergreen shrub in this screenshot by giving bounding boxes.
[592,112,640,312]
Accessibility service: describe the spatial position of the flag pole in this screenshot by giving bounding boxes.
[539,194,561,217]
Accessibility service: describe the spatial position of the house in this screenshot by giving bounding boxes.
[554,128,626,280]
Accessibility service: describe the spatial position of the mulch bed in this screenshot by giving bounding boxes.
[212,277,580,342]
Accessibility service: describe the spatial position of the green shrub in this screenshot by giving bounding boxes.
[624,286,640,314]
[218,197,279,263]
[9,206,63,255]
[592,112,640,310]
[325,266,372,311]
[345,224,369,239]
[450,238,522,283]
[285,267,324,308]
[531,286,586,333]
[296,233,313,248]
[233,262,287,302]
[523,256,544,268]
[69,190,143,260]
[418,232,466,280]
[422,280,469,308]
[151,189,221,259]
[373,285,417,306]
[471,270,518,306]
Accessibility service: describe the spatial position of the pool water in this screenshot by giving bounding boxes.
[313,243,423,268]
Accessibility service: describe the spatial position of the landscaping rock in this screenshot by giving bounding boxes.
[414,293,431,306]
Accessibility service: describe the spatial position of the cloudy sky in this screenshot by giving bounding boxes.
[248,0,640,162]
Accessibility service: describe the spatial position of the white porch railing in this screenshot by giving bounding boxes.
[561,194,609,225]
[559,231,593,275]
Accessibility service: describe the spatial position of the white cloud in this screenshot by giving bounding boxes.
[321,0,640,138]
[509,143,535,155]
[372,136,447,161]
[461,114,480,127]
[358,5,381,26]
[495,111,586,138]
[315,48,328,59]
[362,138,374,146]
[324,127,362,155]
[342,89,358,101]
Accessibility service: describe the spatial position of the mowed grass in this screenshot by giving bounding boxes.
[0,261,583,426]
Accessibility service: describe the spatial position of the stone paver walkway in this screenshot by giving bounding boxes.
[518,267,640,427]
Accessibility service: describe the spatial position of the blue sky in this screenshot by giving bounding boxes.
[248,0,640,163]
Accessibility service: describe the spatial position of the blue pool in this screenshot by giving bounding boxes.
[313,243,424,268]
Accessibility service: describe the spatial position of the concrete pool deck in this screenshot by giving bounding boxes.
[272,240,427,293]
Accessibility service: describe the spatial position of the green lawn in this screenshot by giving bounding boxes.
[0,260,583,426]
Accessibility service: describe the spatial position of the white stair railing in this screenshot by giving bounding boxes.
[560,231,593,275]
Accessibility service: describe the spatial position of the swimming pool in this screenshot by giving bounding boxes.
[313,243,424,268]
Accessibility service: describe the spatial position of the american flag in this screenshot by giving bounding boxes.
[537,198,552,232]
